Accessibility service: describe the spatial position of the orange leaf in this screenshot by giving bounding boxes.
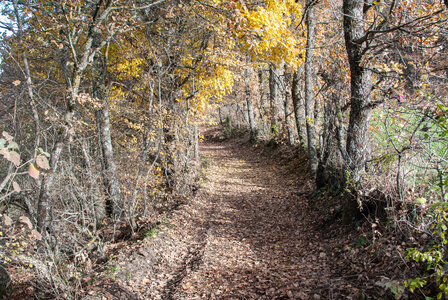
[28,163,40,179]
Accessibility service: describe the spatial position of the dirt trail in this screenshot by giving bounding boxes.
[85,137,359,299]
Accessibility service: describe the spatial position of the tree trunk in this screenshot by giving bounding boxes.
[269,63,282,134]
[95,105,122,217]
[284,68,294,146]
[92,37,121,217]
[245,63,257,141]
[258,69,268,134]
[304,0,318,175]
[194,124,199,161]
[342,0,374,224]
[292,67,306,149]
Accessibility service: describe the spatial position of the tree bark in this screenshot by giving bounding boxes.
[292,67,306,149]
[304,0,318,175]
[245,62,257,141]
[269,63,282,134]
[284,68,294,146]
[92,38,122,217]
[194,124,199,161]
[95,104,122,217]
[258,69,268,134]
[343,0,373,184]
[342,0,374,224]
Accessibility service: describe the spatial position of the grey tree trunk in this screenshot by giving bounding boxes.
[95,104,122,217]
[245,63,257,141]
[92,36,122,217]
[292,67,306,149]
[342,0,374,224]
[284,68,294,146]
[343,0,373,184]
[194,124,199,161]
[258,69,268,134]
[304,0,318,175]
[269,64,281,134]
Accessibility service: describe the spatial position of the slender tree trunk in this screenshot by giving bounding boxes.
[93,39,121,217]
[95,105,122,217]
[292,67,306,149]
[194,124,199,161]
[269,64,280,133]
[284,68,294,146]
[258,69,268,134]
[245,62,257,141]
[12,0,40,155]
[342,0,374,224]
[304,0,318,174]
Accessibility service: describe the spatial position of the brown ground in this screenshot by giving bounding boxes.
[81,133,411,299]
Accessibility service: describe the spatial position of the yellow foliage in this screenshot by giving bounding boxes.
[231,0,306,68]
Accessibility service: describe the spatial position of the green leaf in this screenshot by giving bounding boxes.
[7,141,18,150]
[415,198,427,205]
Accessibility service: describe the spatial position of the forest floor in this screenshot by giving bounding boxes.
[81,129,413,300]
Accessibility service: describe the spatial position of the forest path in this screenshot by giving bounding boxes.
[86,133,355,299]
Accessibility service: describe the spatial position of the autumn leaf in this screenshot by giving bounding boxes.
[19,216,33,229]
[28,163,40,179]
[12,80,21,86]
[31,229,42,241]
[3,215,12,226]
[7,151,21,167]
[36,155,50,170]
[2,131,13,141]
[13,181,21,193]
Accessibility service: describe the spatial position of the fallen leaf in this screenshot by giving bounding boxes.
[19,216,33,229]
[31,229,42,241]
[4,215,12,226]
[13,181,21,193]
